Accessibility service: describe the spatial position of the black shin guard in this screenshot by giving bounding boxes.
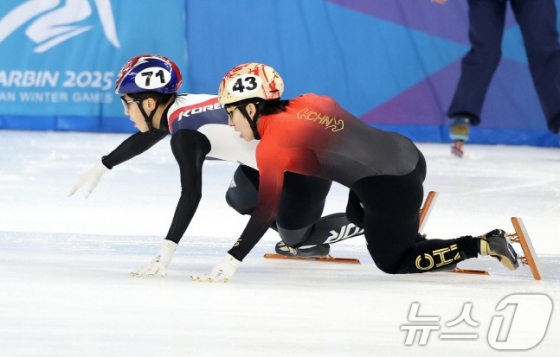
[306,213,364,245]
[278,213,364,248]
[391,236,478,274]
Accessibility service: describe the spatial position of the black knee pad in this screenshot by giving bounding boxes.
[225,166,259,215]
[367,244,398,274]
[277,225,313,247]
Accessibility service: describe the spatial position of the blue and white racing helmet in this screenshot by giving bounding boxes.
[115,54,182,95]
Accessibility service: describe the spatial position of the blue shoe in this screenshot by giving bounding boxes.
[449,117,470,141]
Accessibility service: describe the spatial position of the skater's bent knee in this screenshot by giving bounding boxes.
[370,257,399,274]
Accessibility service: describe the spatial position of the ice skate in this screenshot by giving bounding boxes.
[451,141,465,157]
[449,117,470,157]
[274,241,330,258]
[478,229,519,270]
[265,241,360,264]
[296,243,331,257]
[274,240,299,256]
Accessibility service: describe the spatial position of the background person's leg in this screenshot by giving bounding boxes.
[447,0,507,124]
[511,0,560,134]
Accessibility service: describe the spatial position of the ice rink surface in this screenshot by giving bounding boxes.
[0,130,559,356]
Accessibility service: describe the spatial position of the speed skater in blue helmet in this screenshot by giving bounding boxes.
[115,54,183,132]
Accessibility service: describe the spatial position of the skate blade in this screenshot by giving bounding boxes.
[419,191,438,233]
[448,267,489,275]
[509,217,542,280]
[264,253,360,264]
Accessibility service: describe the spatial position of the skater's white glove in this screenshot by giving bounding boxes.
[67,159,109,198]
[131,240,178,277]
[190,254,240,283]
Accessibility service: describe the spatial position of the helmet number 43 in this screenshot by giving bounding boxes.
[229,74,262,96]
[135,67,171,90]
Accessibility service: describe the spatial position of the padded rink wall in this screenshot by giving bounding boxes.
[0,0,559,146]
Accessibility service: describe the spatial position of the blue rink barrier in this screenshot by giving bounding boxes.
[0,115,134,133]
[1,0,560,147]
[375,125,560,147]
[2,115,557,148]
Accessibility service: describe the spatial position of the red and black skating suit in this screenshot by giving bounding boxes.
[229,94,479,273]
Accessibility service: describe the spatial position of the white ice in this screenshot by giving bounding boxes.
[0,130,559,356]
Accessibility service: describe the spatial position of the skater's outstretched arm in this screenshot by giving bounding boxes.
[102,129,168,169]
[131,129,211,277]
[68,130,168,197]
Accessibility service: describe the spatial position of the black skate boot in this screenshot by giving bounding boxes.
[297,243,330,257]
[478,229,519,270]
[274,241,330,258]
[275,241,298,256]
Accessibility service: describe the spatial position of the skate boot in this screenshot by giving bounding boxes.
[274,241,330,258]
[478,229,519,270]
[297,243,330,257]
[449,117,470,157]
[275,241,298,256]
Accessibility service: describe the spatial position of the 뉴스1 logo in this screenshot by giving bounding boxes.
[0,0,120,53]
[401,293,553,350]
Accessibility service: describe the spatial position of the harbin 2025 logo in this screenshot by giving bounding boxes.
[0,0,120,53]
[0,0,121,106]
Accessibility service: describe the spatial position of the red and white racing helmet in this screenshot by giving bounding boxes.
[218,63,284,106]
